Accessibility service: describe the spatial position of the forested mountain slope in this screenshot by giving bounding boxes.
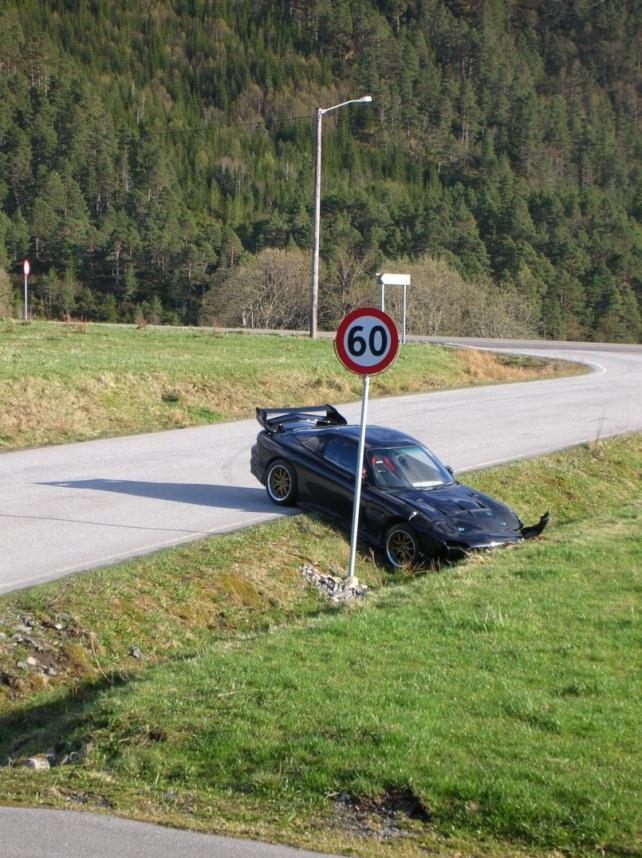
[0,0,641,340]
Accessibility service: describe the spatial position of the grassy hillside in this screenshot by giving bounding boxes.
[0,321,579,450]
[1,434,640,858]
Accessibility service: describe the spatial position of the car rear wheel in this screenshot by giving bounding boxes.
[266,459,298,506]
[385,523,419,569]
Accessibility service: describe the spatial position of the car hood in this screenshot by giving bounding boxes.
[396,483,521,536]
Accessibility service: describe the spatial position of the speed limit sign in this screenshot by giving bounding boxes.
[334,306,400,587]
[335,307,399,375]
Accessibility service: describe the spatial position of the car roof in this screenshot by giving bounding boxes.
[296,424,418,448]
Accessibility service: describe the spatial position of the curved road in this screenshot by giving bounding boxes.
[1,338,641,596]
[0,807,338,858]
[1,337,641,856]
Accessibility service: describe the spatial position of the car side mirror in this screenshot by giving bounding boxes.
[446,465,454,477]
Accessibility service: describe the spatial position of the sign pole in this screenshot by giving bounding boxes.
[402,283,407,344]
[347,373,370,586]
[376,272,410,345]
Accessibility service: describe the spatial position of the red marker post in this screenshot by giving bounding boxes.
[23,259,30,321]
[335,307,399,584]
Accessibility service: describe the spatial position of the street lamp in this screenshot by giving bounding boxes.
[309,95,373,338]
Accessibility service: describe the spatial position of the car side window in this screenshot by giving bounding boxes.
[299,434,322,454]
[323,437,358,474]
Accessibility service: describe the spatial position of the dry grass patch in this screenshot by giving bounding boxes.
[461,348,572,382]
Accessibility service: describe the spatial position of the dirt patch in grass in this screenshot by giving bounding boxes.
[332,787,432,840]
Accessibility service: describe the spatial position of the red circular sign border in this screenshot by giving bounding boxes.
[335,306,400,376]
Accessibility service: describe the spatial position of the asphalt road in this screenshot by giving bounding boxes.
[0,808,339,858]
[1,337,641,595]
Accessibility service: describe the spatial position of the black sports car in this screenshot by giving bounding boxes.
[251,404,548,569]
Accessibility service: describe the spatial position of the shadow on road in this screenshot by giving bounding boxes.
[40,480,272,512]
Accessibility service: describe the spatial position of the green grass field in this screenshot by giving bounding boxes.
[0,321,579,450]
[1,435,640,858]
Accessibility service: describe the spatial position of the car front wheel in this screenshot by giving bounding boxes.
[266,459,298,506]
[385,523,419,569]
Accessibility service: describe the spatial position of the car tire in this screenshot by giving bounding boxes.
[266,459,298,506]
[385,523,419,569]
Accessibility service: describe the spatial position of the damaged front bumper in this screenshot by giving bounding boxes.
[520,511,550,539]
[440,511,550,560]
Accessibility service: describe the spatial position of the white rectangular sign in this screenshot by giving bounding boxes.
[377,272,410,286]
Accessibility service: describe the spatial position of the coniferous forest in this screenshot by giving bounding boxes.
[0,1,641,340]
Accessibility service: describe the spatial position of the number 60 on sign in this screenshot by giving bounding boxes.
[335,306,399,375]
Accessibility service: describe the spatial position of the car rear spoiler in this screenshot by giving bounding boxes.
[256,404,347,432]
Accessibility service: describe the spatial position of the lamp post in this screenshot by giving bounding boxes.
[309,95,373,338]
[23,259,30,322]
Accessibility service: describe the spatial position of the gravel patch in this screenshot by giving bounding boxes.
[299,564,368,602]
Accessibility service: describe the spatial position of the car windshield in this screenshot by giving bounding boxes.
[368,445,452,490]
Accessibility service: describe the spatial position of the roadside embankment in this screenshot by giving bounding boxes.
[1,433,640,858]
